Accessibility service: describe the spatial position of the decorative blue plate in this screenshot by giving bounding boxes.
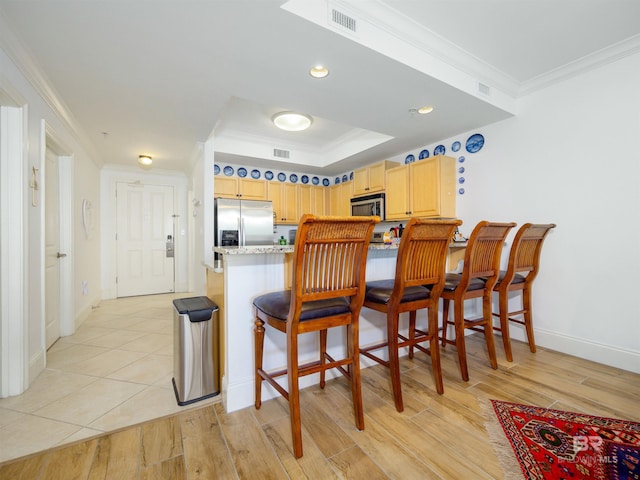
[290,174,298,183]
[458,167,465,174]
[301,175,309,184]
[251,169,260,179]
[405,154,415,164]
[434,145,446,156]
[452,141,461,152]
[265,170,274,180]
[237,167,247,178]
[458,177,465,184]
[335,177,341,184]
[419,149,429,160]
[342,174,348,183]
[350,172,354,180]
[322,178,330,186]
[223,166,234,176]
[312,176,320,185]
[214,164,220,175]
[458,188,465,195]
[465,133,484,153]
[277,172,286,182]
[458,156,465,163]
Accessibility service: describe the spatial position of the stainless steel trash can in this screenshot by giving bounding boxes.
[172,296,220,406]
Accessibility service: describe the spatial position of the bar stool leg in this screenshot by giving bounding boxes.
[387,310,403,412]
[254,318,265,408]
[498,290,513,362]
[319,329,327,388]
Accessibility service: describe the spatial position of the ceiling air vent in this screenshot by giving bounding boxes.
[478,82,491,96]
[273,148,290,159]
[331,8,357,33]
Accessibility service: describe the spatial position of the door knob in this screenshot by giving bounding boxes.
[56,252,67,258]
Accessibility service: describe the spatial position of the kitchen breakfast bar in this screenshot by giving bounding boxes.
[206,243,466,413]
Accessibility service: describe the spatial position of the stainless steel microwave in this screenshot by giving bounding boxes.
[350,193,385,220]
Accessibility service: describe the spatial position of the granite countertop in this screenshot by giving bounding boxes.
[212,241,467,255]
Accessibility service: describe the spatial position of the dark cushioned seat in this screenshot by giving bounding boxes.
[480,271,526,285]
[443,273,486,292]
[253,290,350,322]
[365,279,431,305]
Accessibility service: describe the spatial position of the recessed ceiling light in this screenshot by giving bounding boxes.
[309,65,329,78]
[138,155,152,167]
[272,111,313,131]
[417,105,434,114]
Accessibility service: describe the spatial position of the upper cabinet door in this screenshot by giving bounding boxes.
[215,177,267,200]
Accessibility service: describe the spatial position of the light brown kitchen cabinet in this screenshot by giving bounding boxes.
[215,177,268,200]
[385,155,456,220]
[299,184,328,216]
[352,160,397,197]
[329,181,353,216]
[313,185,327,216]
[269,182,299,224]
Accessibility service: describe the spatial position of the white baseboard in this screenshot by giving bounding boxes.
[222,328,640,413]
[29,349,45,384]
[534,328,640,374]
[223,369,345,413]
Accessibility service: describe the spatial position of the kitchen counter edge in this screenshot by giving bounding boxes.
[212,241,467,255]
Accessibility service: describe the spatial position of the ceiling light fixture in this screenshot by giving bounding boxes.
[138,155,153,167]
[309,65,329,78]
[417,105,434,114]
[272,111,313,132]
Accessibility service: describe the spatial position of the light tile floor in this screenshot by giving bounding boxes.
[0,293,219,463]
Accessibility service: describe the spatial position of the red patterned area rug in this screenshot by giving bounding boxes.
[484,399,640,480]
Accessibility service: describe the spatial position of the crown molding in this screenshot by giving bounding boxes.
[0,11,103,168]
[519,33,640,95]
[285,0,640,103]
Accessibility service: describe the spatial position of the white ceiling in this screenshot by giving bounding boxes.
[1,0,639,175]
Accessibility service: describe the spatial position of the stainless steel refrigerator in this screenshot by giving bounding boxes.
[214,198,274,248]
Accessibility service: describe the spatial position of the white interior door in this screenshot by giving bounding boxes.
[44,148,61,349]
[116,182,175,297]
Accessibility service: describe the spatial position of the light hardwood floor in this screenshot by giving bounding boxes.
[1,332,638,479]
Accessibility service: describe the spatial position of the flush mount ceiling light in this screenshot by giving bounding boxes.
[417,105,434,114]
[309,65,329,78]
[138,155,153,167]
[272,111,313,131]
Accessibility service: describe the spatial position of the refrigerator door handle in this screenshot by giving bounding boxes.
[240,217,245,246]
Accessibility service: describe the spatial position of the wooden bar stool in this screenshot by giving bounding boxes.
[253,214,378,458]
[490,223,556,361]
[360,218,461,412]
[440,221,516,381]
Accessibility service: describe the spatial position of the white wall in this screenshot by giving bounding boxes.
[0,44,102,391]
[391,51,640,372]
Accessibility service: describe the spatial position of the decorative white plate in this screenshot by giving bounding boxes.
[223,166,234,176]
[237,167,247,178]
[251,169,260,179]
[265,170,274,180]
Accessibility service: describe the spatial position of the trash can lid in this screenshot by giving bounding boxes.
[173,296,218,322]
